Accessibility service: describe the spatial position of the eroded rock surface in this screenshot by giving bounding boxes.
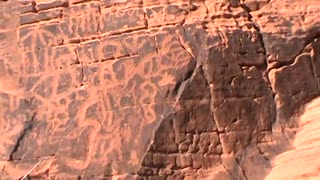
[0,0,319,179]
[265,97,320,180]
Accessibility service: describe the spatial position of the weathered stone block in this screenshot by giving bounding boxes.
[153,154,176,168]
[35,0,67,11]
[269,53,318,95]
[146,6,164,27]
[76,40,102,64]
[100,9,146,34]
[159,168,173,176]
[19,13,36,25]
[61,15,99,40]
[186,104,216,133]
[152,119,178,153]
[101,35,129,60]
[17,2,34,14]
[219,131,251,154]
[176,154,192,168]
[64,2,100,17]
[178,141,189,153]
[166,172,184,180]
[198,132,220,154]
[163,5,187,23]
[191,154,202,169]
[202,155,220,169]
[142,153,153,167]
[188,133,200,153]
[137,167,158,176]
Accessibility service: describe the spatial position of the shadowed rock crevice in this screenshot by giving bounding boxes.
[9,112,36,161]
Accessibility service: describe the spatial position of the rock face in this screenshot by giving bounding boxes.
[266,97,320,180]
[0,0,319,179]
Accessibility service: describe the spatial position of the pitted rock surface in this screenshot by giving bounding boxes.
[0,0,319,179]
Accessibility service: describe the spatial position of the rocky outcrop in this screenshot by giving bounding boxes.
[0,0,319,179]
[266,97,320,179]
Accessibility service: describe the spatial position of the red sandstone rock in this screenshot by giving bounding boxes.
[0,0,319,179]
[266,98,320,179]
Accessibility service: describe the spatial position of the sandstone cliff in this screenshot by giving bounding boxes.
[266,97,320,180]
[0,0,319,179]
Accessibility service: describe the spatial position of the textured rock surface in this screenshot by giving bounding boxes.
[266,97,320,180]
[0,0,319,179]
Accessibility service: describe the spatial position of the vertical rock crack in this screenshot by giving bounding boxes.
[9,113,36,161]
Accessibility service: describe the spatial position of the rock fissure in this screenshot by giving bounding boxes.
[176,29,195,59]
[220,157,237,180]
[235,157,248,180]
[200,64,228,175]
[8,112,36,161]
[240,2,273,90]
